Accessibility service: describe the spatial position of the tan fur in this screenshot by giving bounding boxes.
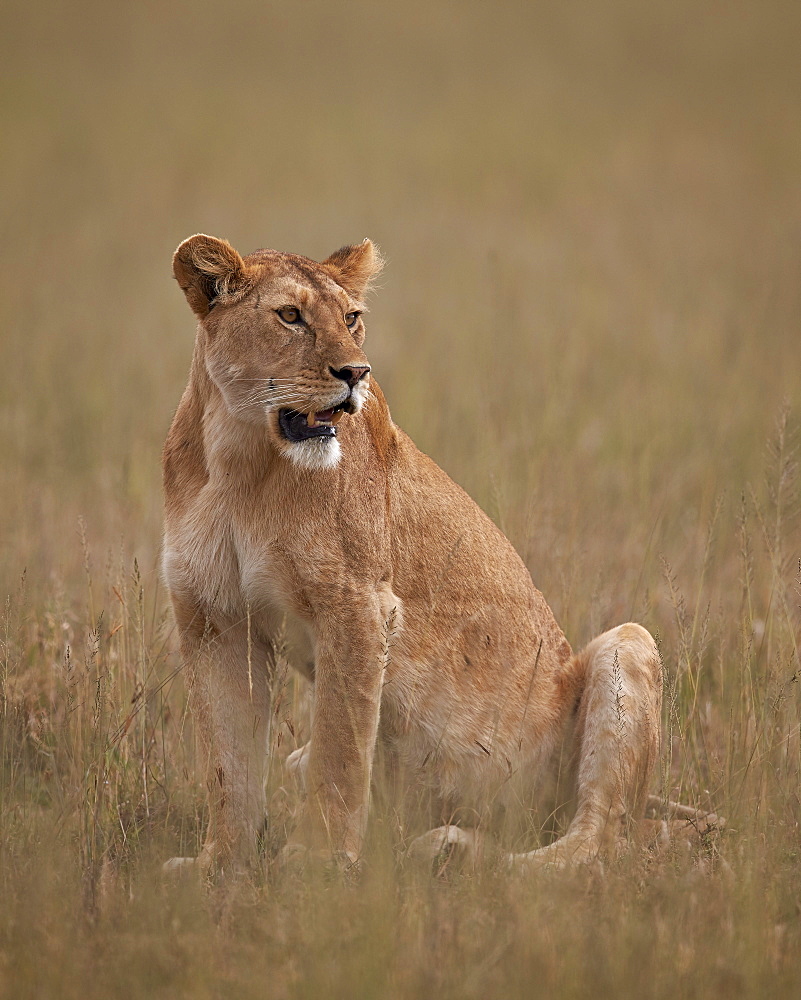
[162,234,663,875]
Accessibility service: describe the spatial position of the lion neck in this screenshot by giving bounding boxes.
[187,331,278,483]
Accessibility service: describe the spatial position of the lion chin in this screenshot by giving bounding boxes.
[284,436,342,471]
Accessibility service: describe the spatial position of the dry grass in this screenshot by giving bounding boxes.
[2,0,801,996]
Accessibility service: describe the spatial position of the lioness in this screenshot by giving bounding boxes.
[162,234,662,875]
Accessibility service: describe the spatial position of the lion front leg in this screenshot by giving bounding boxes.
[513,622,662,871]
[165,598,272,878]
[299,595,387,866]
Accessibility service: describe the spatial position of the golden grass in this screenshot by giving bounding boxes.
[2,0,801,995]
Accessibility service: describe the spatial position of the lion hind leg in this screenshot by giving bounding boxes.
[512,623,662,872]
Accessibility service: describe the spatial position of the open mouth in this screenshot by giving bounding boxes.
[278,403,349,442]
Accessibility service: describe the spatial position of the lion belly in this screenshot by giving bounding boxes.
[376,586,574,813]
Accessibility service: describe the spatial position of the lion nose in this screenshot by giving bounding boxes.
[330,364,371,387]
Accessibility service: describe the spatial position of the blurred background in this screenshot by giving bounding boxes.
[3,3,801,993]
[1,0,800,642]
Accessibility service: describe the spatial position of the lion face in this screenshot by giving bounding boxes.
[173,235,383,469]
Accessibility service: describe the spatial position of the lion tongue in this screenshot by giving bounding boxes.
[306,408,345,428]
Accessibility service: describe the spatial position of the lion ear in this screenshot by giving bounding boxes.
[173,234,249,318]
[322,239,384,298]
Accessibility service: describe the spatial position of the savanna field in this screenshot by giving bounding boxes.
[2,1,801,996]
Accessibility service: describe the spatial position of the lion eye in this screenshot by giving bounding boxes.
[345,311,361,328]
[277,306,301,324]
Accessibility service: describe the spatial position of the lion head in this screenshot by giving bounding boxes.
[173,234,383,470]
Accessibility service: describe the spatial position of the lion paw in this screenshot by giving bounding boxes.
[284,742,310,789]
[406,825,482,875]
[162,843,216,880]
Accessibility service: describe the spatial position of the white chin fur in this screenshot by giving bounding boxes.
[351,383,369,412]
[285,436,342,471]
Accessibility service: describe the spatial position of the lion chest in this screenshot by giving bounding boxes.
[164,484,304,636]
